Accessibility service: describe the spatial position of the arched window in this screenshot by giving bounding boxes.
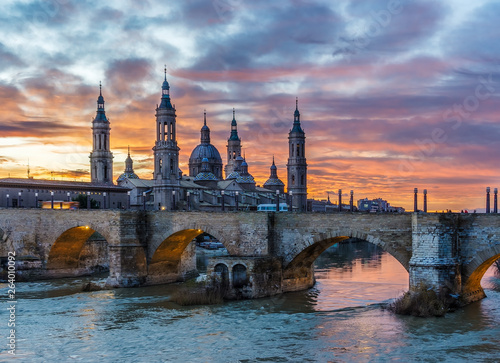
[170,158,174,173]
[296,144,300,158]
[159,159,162,173]
[232,264,248,288]
[214,263,229,288]
[292,175,295,185]
[301,174,304,186]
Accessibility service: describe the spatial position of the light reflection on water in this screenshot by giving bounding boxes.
[1,241,499,362]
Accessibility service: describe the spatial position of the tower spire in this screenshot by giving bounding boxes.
[99,81,102,96]
[164,65,167,80]
[204,109,207,126]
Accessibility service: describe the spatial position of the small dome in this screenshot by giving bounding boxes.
[162,79,170,90]
[241,160,248,167]
[117,172,139,183]
[237,174,255,184]
[264,178,285,187]
[202,157,209,163]
[195,171,218,181]
[235,155,244,161]
[226,171,240,180]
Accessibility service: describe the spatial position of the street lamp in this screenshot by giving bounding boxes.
[51,191,55,209]
[143,192,146,210]
[338,189,342,212]
[35,192,38,208]
[103,192,107,209]
[87,191,90,210]
[187,191,190,211]
[18,191,22,208]
[235,191,239,211]
[172,190,176,210]
[221,190,225,212]
[423,189,428,213]
[6,194,9,208]
[350,190,354,212]
[486,187,491,214]
[127,191,131,209]
[67,192,71,202]
[275,189,280,212]
[289,190,293,212]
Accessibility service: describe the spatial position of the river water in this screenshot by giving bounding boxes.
[1,241,500,362]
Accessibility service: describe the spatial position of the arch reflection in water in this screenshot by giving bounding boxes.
[311,239,409,311]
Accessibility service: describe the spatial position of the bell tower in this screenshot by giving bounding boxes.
[152,67,180,209]
[225,108,242,178]
[90,83,113,184]
[286,98,307,211]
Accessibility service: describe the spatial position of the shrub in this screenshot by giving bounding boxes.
[389,283,461,317]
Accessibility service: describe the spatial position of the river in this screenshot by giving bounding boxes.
[1,241,499,362]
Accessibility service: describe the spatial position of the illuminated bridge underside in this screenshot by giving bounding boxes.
[1,209,499,304]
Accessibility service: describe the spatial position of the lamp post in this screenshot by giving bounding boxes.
[67,192,71,202]
[51,191,55,209]
[235,191,239,211]
[338,189,342,212]
[18,191,22,208]
[103,192,107,209]
[350,190,354,212]
[289,190,293,212]
[423,189,428,213]
[187,191,191,211]
[276,189,280,212]
[172,190,176,211]
[6,194,9,208]
[494,188,498,214]
[35,192,38,208]
[414,188,418,212]
[221,190,225,212]
[143,192,146,210]
[486,187,491,214]
[127,191,131,209]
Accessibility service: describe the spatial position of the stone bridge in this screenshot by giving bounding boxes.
[1,209,499,303]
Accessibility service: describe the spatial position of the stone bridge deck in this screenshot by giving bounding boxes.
[1,209,499,303]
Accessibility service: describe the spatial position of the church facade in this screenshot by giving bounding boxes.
[116,70,307,211]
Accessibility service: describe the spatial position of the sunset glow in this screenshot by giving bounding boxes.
[1,0,499,211]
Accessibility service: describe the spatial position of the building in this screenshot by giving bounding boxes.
[0,85,129,209]
[357,198,405,213]
[116,71,302,211]
[0,69,308,212]
[287,98,307,211]
[188,112,223,179]
[89,83,113,185]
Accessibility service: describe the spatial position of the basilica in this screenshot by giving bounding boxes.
[90,70,308,211]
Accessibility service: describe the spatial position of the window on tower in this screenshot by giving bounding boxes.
[170,158,174,173]
[297,144,300,158]
[292,175,295,185]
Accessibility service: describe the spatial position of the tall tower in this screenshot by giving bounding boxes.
[152,67,180,209]
[287,98,307,211]
[225,108,242,178]
[90,83,113,185]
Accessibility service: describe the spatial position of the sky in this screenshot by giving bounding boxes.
[0,0,499,211]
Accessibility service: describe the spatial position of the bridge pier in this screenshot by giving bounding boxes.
[106,244,147,287]
[409,214,462,296]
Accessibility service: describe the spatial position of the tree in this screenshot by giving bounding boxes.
[72,194,99,209]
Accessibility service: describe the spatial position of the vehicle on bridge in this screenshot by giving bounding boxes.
[257,203,288,212]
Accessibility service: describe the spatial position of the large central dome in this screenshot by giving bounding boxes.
[188,112,223,179]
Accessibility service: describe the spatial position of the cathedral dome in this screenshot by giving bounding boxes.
[189,144,222,164]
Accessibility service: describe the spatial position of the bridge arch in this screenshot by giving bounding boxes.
[462,244,500,299]
[283,229,410,282]
[47,226,109,273]
[148,227,233,281]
